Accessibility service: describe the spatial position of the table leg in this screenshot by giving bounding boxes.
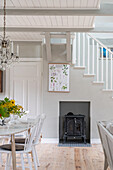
[11,134,16,170]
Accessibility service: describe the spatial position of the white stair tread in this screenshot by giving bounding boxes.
[84,74,95,77]
[74,66,86,69]
[93,81,104,84]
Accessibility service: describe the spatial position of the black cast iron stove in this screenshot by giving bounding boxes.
[63,112,86,143]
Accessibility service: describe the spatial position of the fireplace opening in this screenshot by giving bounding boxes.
[59,101,90,144]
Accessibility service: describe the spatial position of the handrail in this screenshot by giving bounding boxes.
[87,33,113,56]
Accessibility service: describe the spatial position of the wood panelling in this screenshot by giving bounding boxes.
[0,0,97,41]
[0,0,100,8]
[0,32,44,41]
[0,16,94,28]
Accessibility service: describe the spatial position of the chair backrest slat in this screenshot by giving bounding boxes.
[33,114,46,145]
[24,114,46,150]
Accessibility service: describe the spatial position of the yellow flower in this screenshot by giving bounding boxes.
[10,100,15,106]
[17,105,23,110]
[18,105,23,109]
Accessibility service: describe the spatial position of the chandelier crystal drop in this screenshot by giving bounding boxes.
[0,0,19,70]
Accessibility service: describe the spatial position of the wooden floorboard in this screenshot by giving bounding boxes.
[0,144,110,170]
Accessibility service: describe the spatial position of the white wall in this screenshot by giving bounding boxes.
[1,41,113,141]
[42,44,113,140]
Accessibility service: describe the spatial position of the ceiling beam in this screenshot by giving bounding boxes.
[1,27,113,33]
[0,4,113,16]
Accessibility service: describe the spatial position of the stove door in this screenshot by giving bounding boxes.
[74,118,82,136]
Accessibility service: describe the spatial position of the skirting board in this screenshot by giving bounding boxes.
[41,138,101,144]
[91,138,101,144]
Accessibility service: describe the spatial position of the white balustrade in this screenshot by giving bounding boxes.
[72,32,113,93]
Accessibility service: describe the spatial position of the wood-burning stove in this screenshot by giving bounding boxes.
[63,112,86,143]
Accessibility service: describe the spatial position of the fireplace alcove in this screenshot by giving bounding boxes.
[59,101,90,144]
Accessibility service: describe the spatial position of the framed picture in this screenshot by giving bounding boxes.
[48,63,70,92]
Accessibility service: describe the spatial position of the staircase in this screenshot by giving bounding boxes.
[72,33,113,97]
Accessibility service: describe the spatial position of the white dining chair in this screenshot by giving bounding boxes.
[32,113,46,167]
[14,114,46,168]
[0,123,38,170]
[0,135,11,167]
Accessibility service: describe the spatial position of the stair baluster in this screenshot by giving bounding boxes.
[87,36,90,75]
[92,39,95,75]
[101,47,103,82]
[106,50,108,90]
[96,43,99,82]
[83,33,85,67]
[110,53,112,90]
[78,33,80,66]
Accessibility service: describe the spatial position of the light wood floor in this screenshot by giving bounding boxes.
[0,144,110,170]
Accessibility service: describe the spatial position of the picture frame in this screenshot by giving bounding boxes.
[48,63,70,93]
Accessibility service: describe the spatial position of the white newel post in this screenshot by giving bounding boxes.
[78,33,80,66]
[96,43,99,81]
[106,50,108,89]
[92,39,94,74]
[101,47,103,82]
[72,33,76,65]
[83,33,85,67]
[111,53,112,90]
[87,36,90,74]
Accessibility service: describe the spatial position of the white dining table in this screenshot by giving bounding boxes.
[0,120,36,170]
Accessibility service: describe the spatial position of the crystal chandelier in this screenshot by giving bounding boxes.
[0,0,19,70]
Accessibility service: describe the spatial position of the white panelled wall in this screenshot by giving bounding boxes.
[6,59,43,117]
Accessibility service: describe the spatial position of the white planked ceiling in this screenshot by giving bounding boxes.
[0,16,94,28]
[0,32,44,41]
[0,0,100,41]
[0,0,100,9]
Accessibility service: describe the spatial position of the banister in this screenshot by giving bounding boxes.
[87,33,113,56]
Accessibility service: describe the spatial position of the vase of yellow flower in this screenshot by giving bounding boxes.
[0,97,25,125]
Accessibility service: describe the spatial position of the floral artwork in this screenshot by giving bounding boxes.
[49,64,70,92]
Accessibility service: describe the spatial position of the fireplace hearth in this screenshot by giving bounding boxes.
[59,101,90,144]
[63,112,86,143]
